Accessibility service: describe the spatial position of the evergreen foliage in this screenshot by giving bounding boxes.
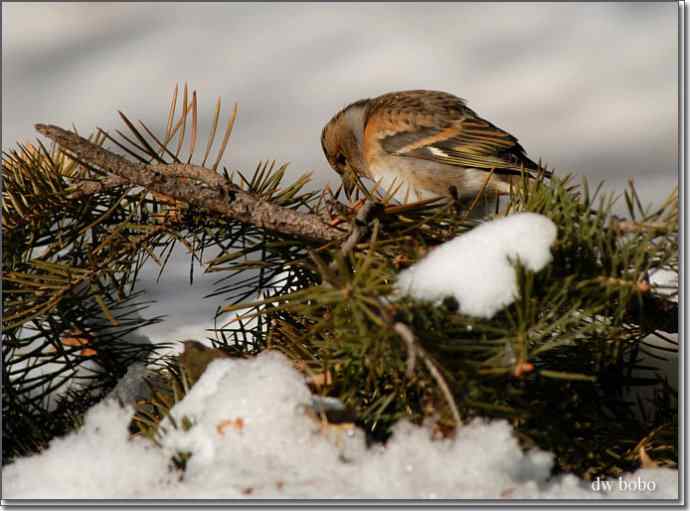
[2,85,678,478]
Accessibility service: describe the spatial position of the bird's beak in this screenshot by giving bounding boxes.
[342,173,356,201]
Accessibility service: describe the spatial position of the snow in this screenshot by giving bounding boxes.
[649,268,678,300]
[2,351,678,500]
[2,400,170,499]
[397,213,558,318]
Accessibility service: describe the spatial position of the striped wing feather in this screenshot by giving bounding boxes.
[366,90,544,177]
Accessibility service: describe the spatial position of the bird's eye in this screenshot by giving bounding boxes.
[335,153,347,167]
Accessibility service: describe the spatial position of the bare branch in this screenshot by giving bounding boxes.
[610,218,672,235]
[421,353,463,430]
[393,321,462,430]
[35,124,346,243]
[339,199,377,258]
[393,322,417,377]
[68,175,131,199]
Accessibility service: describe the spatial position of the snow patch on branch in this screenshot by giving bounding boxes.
[397,213,558,318]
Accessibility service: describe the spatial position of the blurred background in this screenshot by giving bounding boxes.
[2,2,680,345]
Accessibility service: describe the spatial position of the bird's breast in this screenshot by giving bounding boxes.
[367,156,512,204]
[367,159,441,203]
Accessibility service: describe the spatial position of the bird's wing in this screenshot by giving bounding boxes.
[365,90,545,177]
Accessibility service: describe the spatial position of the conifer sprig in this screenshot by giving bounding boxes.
[2,85,677,479]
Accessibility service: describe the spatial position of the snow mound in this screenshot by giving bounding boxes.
[397,212,558,318]
[2,351,678,499]
[2,400,169,499]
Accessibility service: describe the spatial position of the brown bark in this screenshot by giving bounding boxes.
[35,124,347,243]
[610,218,672,236]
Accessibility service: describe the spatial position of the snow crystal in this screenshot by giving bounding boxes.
[397,213,558,318]
[2,351,678,500]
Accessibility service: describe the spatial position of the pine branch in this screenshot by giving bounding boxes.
[314,203,464,430]
[35,124,346,243]
[3,88,675,477]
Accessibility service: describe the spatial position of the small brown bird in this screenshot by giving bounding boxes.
[321,90,548,204]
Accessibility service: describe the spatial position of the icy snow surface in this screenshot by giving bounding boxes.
[2,351,678,500]
[397,213,558,318]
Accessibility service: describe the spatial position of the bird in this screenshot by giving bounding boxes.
[321,90,549,206]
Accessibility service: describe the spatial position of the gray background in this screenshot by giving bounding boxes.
[2,2,679,345]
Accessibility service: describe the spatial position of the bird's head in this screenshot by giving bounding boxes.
[321,99,369,199]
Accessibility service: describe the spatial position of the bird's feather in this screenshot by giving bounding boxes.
[366,90,548,178]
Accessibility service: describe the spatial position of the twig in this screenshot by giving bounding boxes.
[594,276,652,293]
[460,167,495,221]
[421,353,463,429]
[35,124,346,243]
[393,322,417,377]
[339,199,377,258]
[392,321,462,429]
[324,196,351,219]
[610,218,671,235]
